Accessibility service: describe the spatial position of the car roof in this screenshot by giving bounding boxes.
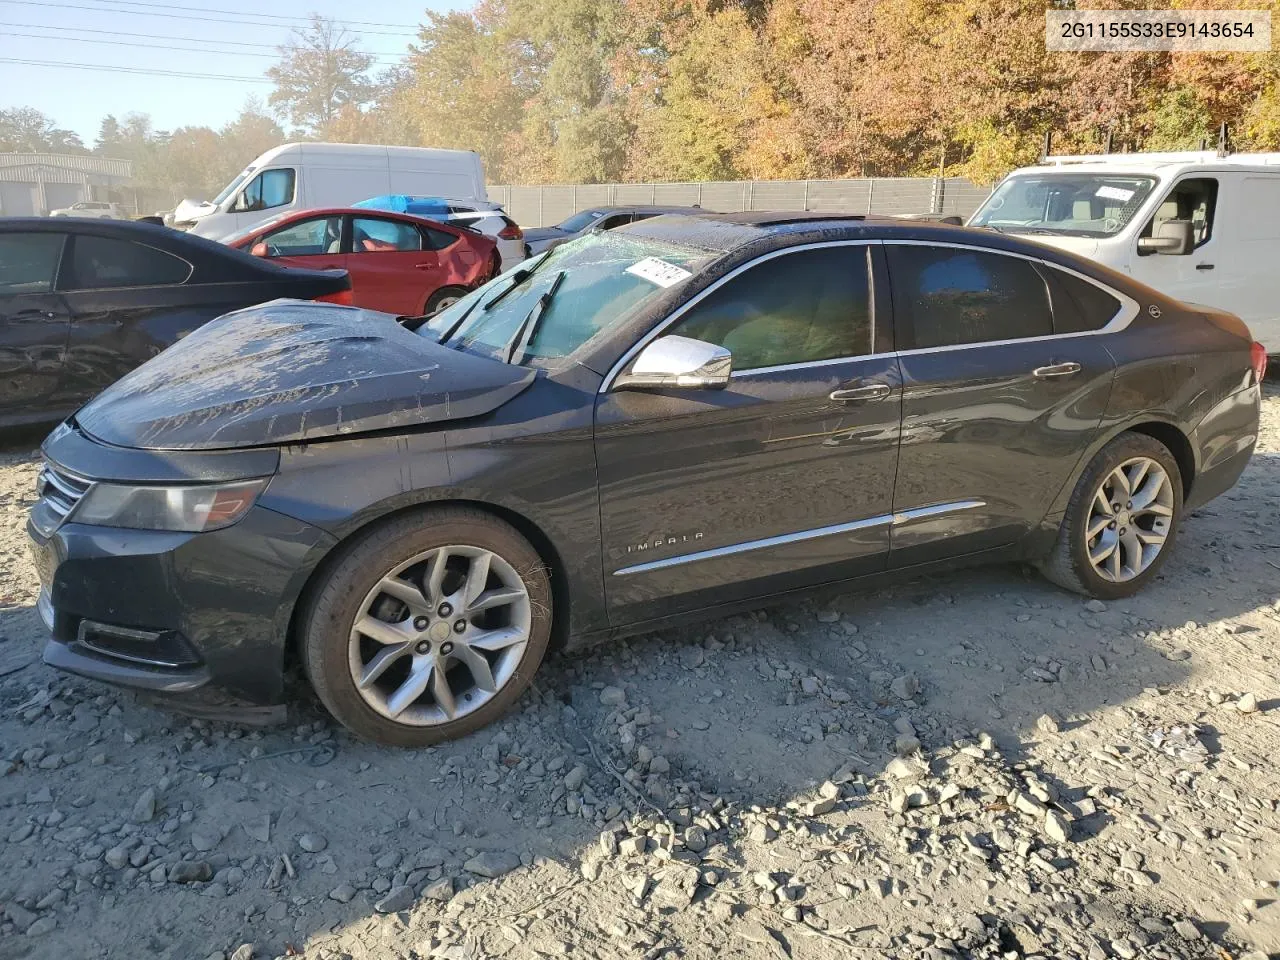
[0,215,341,282]
[243,207,475,235]
[619,210,1140,289]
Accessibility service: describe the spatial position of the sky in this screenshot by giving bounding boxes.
[0,0,466,145]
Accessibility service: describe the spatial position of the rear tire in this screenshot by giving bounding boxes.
[423,286,468,317]
[300,507,553,747]
[1039,431,1184,599]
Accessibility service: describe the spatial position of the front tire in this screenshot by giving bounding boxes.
[1039,432,1184,599]
[301,507,553,747]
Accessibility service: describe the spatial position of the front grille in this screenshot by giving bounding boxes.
[36,463,92,524]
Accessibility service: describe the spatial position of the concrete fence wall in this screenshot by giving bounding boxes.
[485,177,993,228]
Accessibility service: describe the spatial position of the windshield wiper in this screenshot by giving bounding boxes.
[503,271,566,364]
[437,254,551,345]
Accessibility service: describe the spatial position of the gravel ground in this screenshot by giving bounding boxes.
[1,386,1279,960]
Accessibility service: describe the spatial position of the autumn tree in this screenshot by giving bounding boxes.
[0,107,85,153]
[268,16,376,134]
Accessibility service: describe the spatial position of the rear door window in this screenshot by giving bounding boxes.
[352,218,422,253]
[62,235,192,290]
[0,233,66,295]
[887,245,1053,349]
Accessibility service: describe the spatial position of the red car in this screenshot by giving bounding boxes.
[227,208,499,316]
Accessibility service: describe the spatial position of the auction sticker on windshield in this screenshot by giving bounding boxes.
[626,257,693,288]
[1096,185,1136,202]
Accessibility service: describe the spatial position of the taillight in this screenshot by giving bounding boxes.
[1251,341,1268,385]
[315,290,354,306]
[498,218,524,241]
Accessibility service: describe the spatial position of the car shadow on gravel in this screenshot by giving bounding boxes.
[4,435,1277,958]
[8,461,1276,958]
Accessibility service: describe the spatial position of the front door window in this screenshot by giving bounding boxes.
[234,169,296,213]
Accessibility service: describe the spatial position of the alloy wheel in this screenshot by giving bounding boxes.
[348,545,531,726]
[1084,456,1174,583]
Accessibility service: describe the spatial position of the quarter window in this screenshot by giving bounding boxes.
[0,233,65,295]
[1044,268,1122,334]
[887,246,1052,349]
[234,168,296,213]
[63,235,191,290]
[352,218,422,253]
[671,246,872,371]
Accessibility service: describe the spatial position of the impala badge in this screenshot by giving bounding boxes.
[626,532,705,554]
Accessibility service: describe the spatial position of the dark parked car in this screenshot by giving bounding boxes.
[523,205,703,255]
[0,218,350,428]
[27,213,1263,747]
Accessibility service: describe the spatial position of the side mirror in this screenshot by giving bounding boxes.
[614,335,732,391]
[1138,219,1194,255]
[250,242,269,258]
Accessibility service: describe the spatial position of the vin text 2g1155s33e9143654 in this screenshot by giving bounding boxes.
[26,212,1263,746]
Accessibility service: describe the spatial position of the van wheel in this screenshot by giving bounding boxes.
[1039,432,1183,599]
[423,286,468,316]
[300,506,553,747]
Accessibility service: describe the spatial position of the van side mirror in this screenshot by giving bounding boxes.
[613,335,732,391]
[1138,219,1194,255]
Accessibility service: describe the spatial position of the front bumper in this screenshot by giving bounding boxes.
[28,503,336,704]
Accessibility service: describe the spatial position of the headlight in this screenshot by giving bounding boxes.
[71,479,269,532]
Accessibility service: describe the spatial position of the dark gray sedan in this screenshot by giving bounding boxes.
[523,204,704,255]
[28,212,1264,746]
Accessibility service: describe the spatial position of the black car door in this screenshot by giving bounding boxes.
[594,242,901,626]
[0,231,73,426]
[53,232,219,408]
[884,242,1121,568]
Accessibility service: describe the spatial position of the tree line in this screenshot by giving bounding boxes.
[3,0,1278,211]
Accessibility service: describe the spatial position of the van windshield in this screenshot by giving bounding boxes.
[969,174,1157,238]
[213,166,256,206]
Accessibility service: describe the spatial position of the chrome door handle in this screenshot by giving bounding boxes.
[830,383,891,402]
[1032,361,1081,379]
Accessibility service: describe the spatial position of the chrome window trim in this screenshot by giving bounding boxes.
[612,499,985,577]
[599,240,878,393]
[882,240,1140,355]
[59,236,195,291]
[599,238,1140,389]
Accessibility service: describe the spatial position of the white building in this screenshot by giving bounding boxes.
[0,152,132,216]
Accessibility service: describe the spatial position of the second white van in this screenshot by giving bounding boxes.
[173,143,488,241]
[968,151,1280,352]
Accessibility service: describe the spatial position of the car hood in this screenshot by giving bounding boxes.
[522,226,570,244]
[173,197,216,224]
[75,300,536,451]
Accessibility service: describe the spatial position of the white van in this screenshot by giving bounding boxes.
[173,143,488,241]
[968,151,1280,352]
